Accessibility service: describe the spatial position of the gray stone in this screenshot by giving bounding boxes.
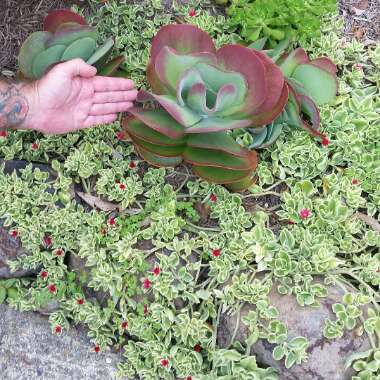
[0,304,123,380]
[217,283,371,380]
[0,227,37,279]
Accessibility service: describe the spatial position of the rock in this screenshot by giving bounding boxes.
[0,304,123,380]
[0,227,37,279]
[217,283,371,380]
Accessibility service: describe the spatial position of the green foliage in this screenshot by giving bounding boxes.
[227,0,337,46]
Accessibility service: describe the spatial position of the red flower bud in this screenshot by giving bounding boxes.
[10,230,18,237]
[43,235,53,248]
[321,136,330,146]
[47,284,57,294]
[121,321,128,329]
[160,359,169,367]
[129,161,137,169]
[31,143,39,150]
[299,208,311,219]
[152,266,160,276]
[94,345,100,353]
[77,298,84,305]
[212,249,221,257]
[352,178,359,185]
[119,183,126,190]
[116,131,125,140]
[0,130,7,138]
[54,248,64,257]
[40,271,48,279]
[210,194,217,203]
[143,278,151,289]
[286,220,295,225]
[54,325,62,334]
[194,344,202,352]
[188,9,196,17]
[108,218,116,226]
[186,377,193,380]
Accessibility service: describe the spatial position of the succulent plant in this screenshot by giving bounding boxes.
[123,24,288,191]
[247,41,338,149]
[18,9,126,80]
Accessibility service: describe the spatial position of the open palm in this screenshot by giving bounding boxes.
[26,59,137,134]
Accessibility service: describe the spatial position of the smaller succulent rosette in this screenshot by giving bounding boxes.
[18,9,125,79]
[124,24,288,191]
[248,44,338,148]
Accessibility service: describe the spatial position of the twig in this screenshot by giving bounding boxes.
[355,212,380,233]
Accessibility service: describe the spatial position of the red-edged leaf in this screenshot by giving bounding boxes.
[131,136,185,157]
[192,166,252,184]
[123,107,184,140]
[249,83,289,127]
[310,57,337,75]
[136,146,183,167]
[248,51,286,126]
[44,10,87,33]
[187,131,247,157]
[186,117,252,133]
[46,26,96,48]
[280,48,309,77]
[216,45,267,116]
[300,95,320,131]
[98,56,125,76]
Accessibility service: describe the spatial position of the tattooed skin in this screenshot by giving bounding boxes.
[0,85,29,129]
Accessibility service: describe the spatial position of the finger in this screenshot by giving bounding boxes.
[93,90,138,104]
[93,76,135,92]
[89,102,133,116]
[55,58,97,78]
[83,114,118,128]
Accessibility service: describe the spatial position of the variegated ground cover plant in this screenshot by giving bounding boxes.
[0,1,379,379]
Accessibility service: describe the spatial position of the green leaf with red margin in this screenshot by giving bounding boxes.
[183,147,254,170]
[216,45,267,117]
[147,24,216,94]
[18,31,50,79]
[136,146,183,167]
[127,107,186,139]
[46,26,96,48]
[310,57,337,75]
[187,131,248,157]
[300,95,320,130]
[192,166,253,184]
[279,48,309,77]
[131,136,185,157]
[98,56,125,76]
[43,9,87,33]
[123,115,186,146]
[186,116,252,134]
[155,47,216,94]
[292,64,338,105]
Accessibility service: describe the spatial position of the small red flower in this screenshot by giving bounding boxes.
[54,248,64,257]
[43,235,53,248]
[31,143,39,150]
[210,194,217,203]
[194,344,202,352]
[116,131,125,140]
[77,298,84,305]
[119,183,126,190]
[144,304,149,316]
[0,130,7,138]
[212,249,221,257]
[188,9,196,17]
[160,359,169,367]
[121,321,128,329]
[299,208,311,220]
[94,345,100,353]
[186,377,193,380]
[129,161,136,169]
[352,178,359,185]
[10,230,18,237]
[54,325,62,334]
[286,220,295,225]
[143,278,152,289]
[40,271,48,280]
[108,217,116,226]
[321,136,330,146]
[47,284,57,294]
[152,266,160,276]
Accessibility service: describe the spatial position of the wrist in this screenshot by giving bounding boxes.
[18,82,43,131]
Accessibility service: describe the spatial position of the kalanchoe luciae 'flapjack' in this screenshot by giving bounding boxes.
[123,24,288,191]
[18,9,125,80]
[248,41,338,148]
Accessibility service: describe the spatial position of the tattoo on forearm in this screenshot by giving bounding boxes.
[0,85,29,129]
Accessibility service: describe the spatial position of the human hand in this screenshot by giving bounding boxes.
[22,59,137,134]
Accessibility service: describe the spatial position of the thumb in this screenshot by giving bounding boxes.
[60,59,97,78]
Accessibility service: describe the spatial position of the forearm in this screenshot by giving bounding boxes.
[0,80,34,130]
